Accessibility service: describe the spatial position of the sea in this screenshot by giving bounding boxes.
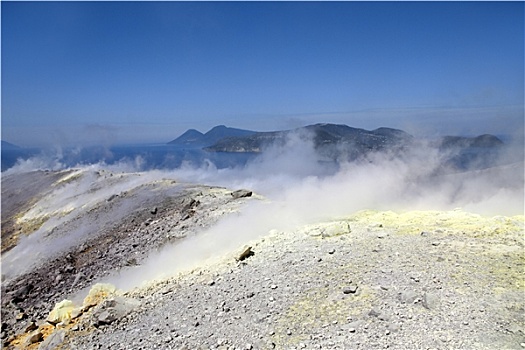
[1,144,258,172]
[1,135,522,173]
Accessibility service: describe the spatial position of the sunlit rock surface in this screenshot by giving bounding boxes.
[0,168,256,348]
[1,167,523,349]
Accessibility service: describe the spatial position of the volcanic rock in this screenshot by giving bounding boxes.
[12,284,33,303]
[399,290,419,304]
[231,189,253,199]
[25,330,43,345]
[343,285,358,294]
[38,329,65,350]
[24,321,38,333]
[422,292,439,310]
[93,296,141,326]
[235,245,254,261]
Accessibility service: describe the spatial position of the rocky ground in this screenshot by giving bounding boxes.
[1,169,524,350]
[1,169,256,349]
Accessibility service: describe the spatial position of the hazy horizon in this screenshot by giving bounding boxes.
[2,2,523,148]
[3,117,525,150]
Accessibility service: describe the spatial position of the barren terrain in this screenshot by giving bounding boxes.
[1,168,523,350]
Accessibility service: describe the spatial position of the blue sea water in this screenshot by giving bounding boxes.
[1,136,522,173]
[1,144,258,172]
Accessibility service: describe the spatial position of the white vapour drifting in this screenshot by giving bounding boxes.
[3,130,523,292]
[102,131,523,291]
[171,130,523,216]
[4,153,66,174]
[1,165,178,280]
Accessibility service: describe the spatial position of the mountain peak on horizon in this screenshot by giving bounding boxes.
[207,124,227,131]
[168,125,255,146]
[204,125,251,135]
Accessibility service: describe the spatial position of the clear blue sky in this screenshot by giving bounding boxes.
[2,1,523,147]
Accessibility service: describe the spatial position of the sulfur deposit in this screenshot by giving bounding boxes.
[53,208,522,350]
[1,168,523,350]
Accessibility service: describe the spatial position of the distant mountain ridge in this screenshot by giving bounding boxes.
[438,134,504,149]
[168,123,504,166]
[168,125,255,147]
[170,129,205,145]
[203,123,415,161]
[1,141,22,151]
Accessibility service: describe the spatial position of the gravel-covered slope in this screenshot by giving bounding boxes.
[54,210,524,350]
[1,169,257,348]
[1,169,523,350]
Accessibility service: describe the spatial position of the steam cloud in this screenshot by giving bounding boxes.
[2,129,523,293]
[103,131,523,291]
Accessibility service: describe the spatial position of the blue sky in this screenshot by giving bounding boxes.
[2,1,523,147]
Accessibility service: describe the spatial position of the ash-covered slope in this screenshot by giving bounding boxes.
[0,169,258,347]
[1,170,77,253]
[5,207,523,350]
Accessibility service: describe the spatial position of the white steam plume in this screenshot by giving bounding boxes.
[3,129,522,293]
[100,131,523,291]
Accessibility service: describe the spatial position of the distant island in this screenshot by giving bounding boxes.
[1,140,22,151]
[168,125,256,148]
[1,141,39,171]
[1,125,505,173]
[438,134,503,149]
[203,124,414,155]
[168,123,504,167]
